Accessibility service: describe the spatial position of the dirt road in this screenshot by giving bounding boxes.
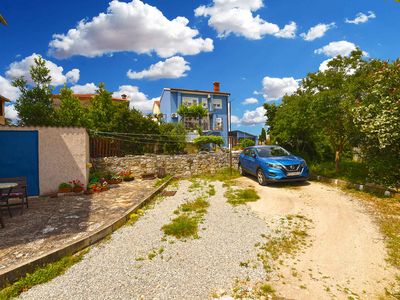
[237,177,397,299]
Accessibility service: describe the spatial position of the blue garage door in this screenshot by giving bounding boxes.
[0,131,39,196]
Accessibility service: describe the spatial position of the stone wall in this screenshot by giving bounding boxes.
[92,152,240,177]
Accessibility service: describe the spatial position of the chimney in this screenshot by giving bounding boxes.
[213,82,220,92]
[121,94,127,100]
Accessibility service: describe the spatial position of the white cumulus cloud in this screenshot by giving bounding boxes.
[235,106,267,126]
[127,56,190,80]
[71,83,98,94]
[49,0,214,59]
[112,85,157,114]
[314,40,358,57]
[5,104,18,121]
[195,0,296,40]
[345,11,376,25]
[5,53,80,86]
[262,76,299,101]
[0,75,20,100]
[241,97,259,105]
[300,22,335,41]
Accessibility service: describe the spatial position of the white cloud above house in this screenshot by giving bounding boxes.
[5,53,80,86]
[241,97,259,105]
[112,85,158,114]
[345,11,376,25]
[0,75,20,100]
[71,83,98,94]
[314,40,359,57]
[127,56,190,80]
[234,106,267,126]
[300,22,335,41]
[49,0,214,59]
[262,76,299,101]
[194,0,296,40]
[5,104,18,121]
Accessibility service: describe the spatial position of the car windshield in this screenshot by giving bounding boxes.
[256,146,291,157]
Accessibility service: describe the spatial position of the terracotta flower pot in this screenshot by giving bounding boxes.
[73,187,84,193]
[59,187,72,193]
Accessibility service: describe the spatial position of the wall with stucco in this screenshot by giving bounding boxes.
[0,126,89,195]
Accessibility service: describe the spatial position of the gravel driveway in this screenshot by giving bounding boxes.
[18,180,269,300]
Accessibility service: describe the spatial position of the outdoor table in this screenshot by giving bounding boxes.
[0,182,18,228]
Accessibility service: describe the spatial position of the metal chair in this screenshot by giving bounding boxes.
[0,177,29,217]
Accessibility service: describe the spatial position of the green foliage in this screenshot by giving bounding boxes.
[0,251,87,300]
[87,83,116,131]
[158,123,187,154]
[13,56,56,126]
[193,135,224,148]
[310,160,369,183]
[58,182,72,189]
[353,59,400,187]
[225,188,260,206]
[259,127,267,144]
[179,196,209,213]
[154,175,173,187]
[162,215,199,239]
[177,105,208,118]
[56,86,87,127]
[239,138,255,148]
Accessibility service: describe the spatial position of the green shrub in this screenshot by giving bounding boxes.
[58,182,72,189]
[162,215,199,239]
[193,136,224,148]
[239,138,255,148]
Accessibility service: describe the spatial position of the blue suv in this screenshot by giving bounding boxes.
[238,146,309,185]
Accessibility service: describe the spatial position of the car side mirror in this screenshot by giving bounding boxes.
[251,153,257,158]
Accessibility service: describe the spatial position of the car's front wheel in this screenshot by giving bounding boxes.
[257,168,267,186]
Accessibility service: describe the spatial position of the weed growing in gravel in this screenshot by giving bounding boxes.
[225,187,260,206]
[189,179,203,191]
[193,168,240,186]
[0,250,88,300]
[179,196,209,213]
[230,279,276,299]
[162,215,199,239]
[208,184,216,196]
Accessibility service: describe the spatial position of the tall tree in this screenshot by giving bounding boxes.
[13,56,56,126]
[301,50,365,171]
[87,83,116,131]
[263,103,278,135]
[259,127,267,145]
[56,86,87,127]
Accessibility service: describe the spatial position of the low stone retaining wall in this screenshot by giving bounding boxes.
[92,153,240,177]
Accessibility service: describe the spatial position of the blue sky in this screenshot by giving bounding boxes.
[1,0,399,135]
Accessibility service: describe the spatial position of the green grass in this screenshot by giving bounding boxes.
[162,215,199,239]
[193,168,240,185]
[179,197,209,213]
[225,188,260,206]
[154,175,173,187]
[0,250,88,300]
[208,184,216,196]
[310,160,369,184]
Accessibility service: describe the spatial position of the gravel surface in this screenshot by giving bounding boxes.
[18,180,270,300]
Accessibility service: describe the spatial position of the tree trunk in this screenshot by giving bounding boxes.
[335,150,340,172]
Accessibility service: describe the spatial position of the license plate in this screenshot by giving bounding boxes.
[287,171,301,176]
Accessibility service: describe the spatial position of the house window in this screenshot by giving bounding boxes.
[201,98,208,109]
[214,117,223,131]
[213,99,222,109]
[182,97,198,106]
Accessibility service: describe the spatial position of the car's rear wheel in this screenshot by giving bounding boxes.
[257,168,267,186]
[238,164,246,176]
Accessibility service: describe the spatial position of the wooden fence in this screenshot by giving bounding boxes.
[90,136,122,158]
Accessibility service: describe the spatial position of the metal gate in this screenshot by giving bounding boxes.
[0,130,40,196]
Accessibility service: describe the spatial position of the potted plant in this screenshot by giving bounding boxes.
[120,170,135,182]
[58,182,72,193]
[70,180,84,193]
[109,174,123,184]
